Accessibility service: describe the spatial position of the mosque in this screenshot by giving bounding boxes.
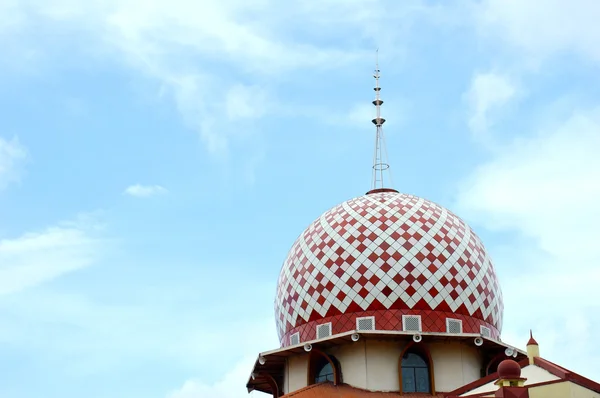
[245,60,600,397]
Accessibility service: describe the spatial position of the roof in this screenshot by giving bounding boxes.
[446,356,600,397]
[247,330,527,395]
[281,382,445,397]
[526,330,538,346]
[534,356,600,393]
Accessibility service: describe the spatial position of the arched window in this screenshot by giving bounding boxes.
[314,355,334,383]
[485,354,505,376]
[307,351,341,385]
[401,351,431,393]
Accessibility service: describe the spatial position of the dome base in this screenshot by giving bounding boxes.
[280,309,500,347]
[365,188,399,195]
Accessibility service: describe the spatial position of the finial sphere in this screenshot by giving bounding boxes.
[498,359,522,379]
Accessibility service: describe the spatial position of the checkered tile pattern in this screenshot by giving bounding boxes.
[283,309,500,345]
[274,191,504,346]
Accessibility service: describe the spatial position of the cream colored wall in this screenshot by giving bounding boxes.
[329,340,368,389]
[518,381,600,398]
[320,340,483,393]
[428,342,481,392]
[529,381,569,398]
[570,381,600,398]
[329,339,405,391]
[286,354,308,393]
[365,340,405,391]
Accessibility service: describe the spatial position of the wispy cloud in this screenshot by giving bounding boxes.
[0,278,278,392]
[1,1,368,156]
[0,214,104,296]
[456,106,600,380]
[2,1,464,157]
[166,317,277,398]
[464,72,517,144]
[167,357,269,398]
[0,136,27,189]
[475,0,600,64]
[124,184,168,198]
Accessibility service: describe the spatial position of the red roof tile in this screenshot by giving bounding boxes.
[534,357,600,393]
[526,330,538,346]
[282,382,444,397]
[446,356,600,397]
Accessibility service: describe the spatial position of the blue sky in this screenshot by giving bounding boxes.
[1,1,600,397]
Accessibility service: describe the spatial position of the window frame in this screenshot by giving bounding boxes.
[398,342,436,395]
[306,348,342,386]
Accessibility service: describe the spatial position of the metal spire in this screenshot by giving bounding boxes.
[370,49,392,191]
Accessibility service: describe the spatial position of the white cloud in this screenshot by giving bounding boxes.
[162,309,278,398]
[124,184,168,197]
[0,214,104,296]
[98,0,368,155]
[465,72,516,142]
[2,1,464,156]
[0,136,27,189]
[0,281,280,393]
[1,0,370,155]
[458,107,600,247]
[225,84,269,122]
[456,106,600,380]
[0,0,23,34]
[476,0,600,64]
[167,356,270,398]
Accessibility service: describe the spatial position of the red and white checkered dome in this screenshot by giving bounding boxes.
[275,189,503,347]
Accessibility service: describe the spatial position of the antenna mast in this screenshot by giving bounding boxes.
[371,50,392,190]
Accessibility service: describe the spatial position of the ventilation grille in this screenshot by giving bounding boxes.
[290,332,300,346]
[447,318,462,334]
[356,316,375,331]
[480,326,491,338]
[403,315,422,332]
[316,323,332,339]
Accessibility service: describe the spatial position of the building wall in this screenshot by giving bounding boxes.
[529,381,569,398]
[329,340,368,389]
[291,339,483,393]
[429,342,482,392]
[285,354,308,394]
[329,339,405,391]
[365,340,405,391]
[569,381,600,398]
[462,364,562,396]
[529,381,600,398]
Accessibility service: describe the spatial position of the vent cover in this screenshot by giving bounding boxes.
[480,326,491,338]
[446,318,462,334]
[316,323,332,339]
[290,332,300,346]
[356,316,375,331]
[402,315,422,332]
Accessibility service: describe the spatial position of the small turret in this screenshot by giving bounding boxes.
[526,330,539,365]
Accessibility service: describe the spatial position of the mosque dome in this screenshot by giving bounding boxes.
[274,188,503,347]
